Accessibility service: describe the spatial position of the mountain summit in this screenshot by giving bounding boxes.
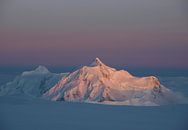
[43,58,177,106]
[90,57,106,67]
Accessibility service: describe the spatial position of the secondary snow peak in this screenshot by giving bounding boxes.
[35,65,49,73]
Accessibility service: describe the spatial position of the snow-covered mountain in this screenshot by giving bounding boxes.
[0,59,185,106]
[43,58,183,106]
[0,66,68,97]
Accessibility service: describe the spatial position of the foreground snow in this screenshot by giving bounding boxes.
[0,95,188,130]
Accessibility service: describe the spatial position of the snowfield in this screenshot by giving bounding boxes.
[0,95,188,130]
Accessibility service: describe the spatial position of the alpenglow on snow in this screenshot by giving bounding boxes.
[43,58,184,106]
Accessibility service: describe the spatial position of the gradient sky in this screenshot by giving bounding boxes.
[0,0,188,67]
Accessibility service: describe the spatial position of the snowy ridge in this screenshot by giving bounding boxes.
[0,66,68,97]
[22,65,50,75]
[43,58,184,106]
[0,60,186,106]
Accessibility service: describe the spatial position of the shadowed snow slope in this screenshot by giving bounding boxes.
[43,58,186,106]
[0,66,68,97]
[1,96,188,130]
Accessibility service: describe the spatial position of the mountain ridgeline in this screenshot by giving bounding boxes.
[0,58,186,106]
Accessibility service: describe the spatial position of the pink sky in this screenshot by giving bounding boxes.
[0,29,188,67]
[0,0,188,67]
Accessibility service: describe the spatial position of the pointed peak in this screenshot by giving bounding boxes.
[35,65,50,73]
[89,57,105,67]
[95,57,103,64]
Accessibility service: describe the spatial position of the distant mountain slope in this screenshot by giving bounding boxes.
[0,66,68,97]
[43,58,184,106]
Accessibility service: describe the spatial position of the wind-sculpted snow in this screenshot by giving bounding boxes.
[43,58,186,106]
[0,66,68,97]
